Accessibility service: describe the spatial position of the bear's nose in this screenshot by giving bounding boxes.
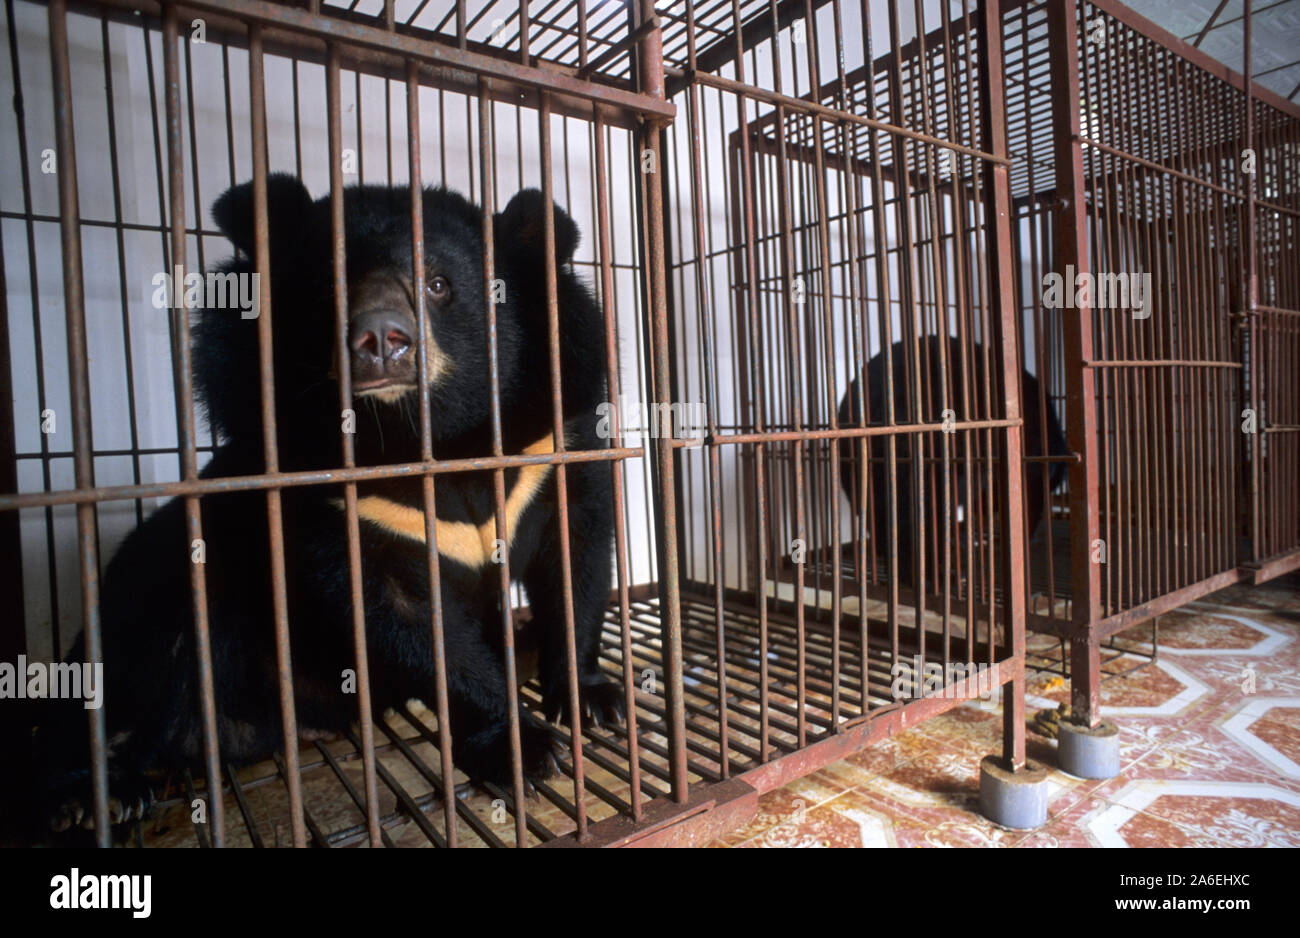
[350,309,413,365]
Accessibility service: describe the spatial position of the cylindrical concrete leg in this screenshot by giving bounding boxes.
[978,756,1049,829]
[1057,718,1121,779]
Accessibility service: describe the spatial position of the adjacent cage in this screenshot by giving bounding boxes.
[898,0,1298,727]
[1243,55,1300,587]
[1003,0,1300,726]
[657,0,1036,797]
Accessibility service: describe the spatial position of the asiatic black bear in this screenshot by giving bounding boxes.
[30,176,620,838]
[838,335,1070,587]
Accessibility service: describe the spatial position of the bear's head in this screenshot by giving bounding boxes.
[195,174,601,471]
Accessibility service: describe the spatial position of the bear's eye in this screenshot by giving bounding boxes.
[427,276,450,301]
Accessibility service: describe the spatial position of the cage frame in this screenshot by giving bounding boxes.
[0,0,1294,847]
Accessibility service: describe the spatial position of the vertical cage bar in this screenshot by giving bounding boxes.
[406,59,460,847]
[325,44,382,848]
[162,4,225,846]
[591,111,643,819]
[1048,0,1102,727]
[248,22,307,848]
[977,0,1028,771]
[538,91,589,837]
[47,0,110,846]
[4,0,61,663]
[477,78,530,846]
[1245,0,1262,566]
[637,0,688,801]
[0,217,20,669]
[729,0,772,762]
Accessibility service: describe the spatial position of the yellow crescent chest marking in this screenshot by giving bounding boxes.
[332,434,555,568]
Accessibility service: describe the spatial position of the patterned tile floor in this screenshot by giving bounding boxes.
[709,572,1300,847]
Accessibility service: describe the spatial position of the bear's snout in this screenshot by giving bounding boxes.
[350,306,415,390]
[345,271,437,398]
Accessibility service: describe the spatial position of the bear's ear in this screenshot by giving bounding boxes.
[212,174,313,258]
[496,188,580,265]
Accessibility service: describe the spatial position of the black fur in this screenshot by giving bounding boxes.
[30,176,619,841]
[838,336,1070,587]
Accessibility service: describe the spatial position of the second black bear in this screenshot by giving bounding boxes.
[30,176,619,838]
[838,335,1070,587]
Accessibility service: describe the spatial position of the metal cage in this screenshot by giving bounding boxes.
[875,0,1300,726]
[658,0,1032,799]
[2,0,684,848]
[1005,0,1300,725]
[1,0,1292,848]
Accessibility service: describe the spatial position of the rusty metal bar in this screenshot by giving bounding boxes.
[1048,0,1103,728]
[803,0,843,728]
[977,0,1028,771]
[1245,0,1262,567]
[0,204,21,675]
[590,109,643,819]
[0,447,644,512]
[477,77,529,847]
[538,90,589,838]
[3,0,62,662]
[671,67,1013,167]
[248,22,307,847]
[1085,359,1245,368]
[576,13,659,79]
[70,0,674,128]
[161,4,225,846]
[710,417,1025,446]
[326,42,381,848]
[729,0,772,764]
[1192,0,1231,48]
[637,0,688,802]
[47,0,110,846]
[406,58,460,848]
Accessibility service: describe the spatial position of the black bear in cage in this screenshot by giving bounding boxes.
[29,175,621,839]
[838,335,1070,586]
